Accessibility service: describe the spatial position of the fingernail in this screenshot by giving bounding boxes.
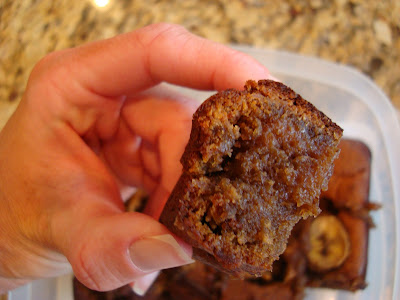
[131,271,160,296]
[129,234,194,272]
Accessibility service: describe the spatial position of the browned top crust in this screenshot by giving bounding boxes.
[181,80,343,176]
[247,80,342,134]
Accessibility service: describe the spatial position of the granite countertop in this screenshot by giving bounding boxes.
[0,0,399,130]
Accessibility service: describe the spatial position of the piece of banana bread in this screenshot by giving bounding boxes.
[160,80,343,276]
[304,139,377,291]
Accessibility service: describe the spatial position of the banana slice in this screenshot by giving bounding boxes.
[307,215,351,272]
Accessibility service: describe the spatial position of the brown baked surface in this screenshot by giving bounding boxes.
[160,79,343,275]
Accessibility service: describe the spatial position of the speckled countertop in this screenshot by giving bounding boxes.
[0,0,399,130]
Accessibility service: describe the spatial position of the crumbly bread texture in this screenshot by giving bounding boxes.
[160,80,343,276]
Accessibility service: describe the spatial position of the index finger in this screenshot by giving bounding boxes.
[64,23,272,97]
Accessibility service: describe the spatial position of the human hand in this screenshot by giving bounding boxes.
[0,23,272,294]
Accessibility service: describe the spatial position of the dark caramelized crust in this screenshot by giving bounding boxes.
[160,80,343,276]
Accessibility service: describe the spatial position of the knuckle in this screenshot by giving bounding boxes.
[30,51,63,79]
[148,22,187,35]
[26,49,77,108]
[70,230,127,292]
[138,23,189,46]
[72,241,103,291]
[27,50,72,99]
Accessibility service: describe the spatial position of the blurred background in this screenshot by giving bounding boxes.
[0,0,399,128]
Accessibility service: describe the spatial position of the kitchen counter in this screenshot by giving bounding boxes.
[0,0,399,129]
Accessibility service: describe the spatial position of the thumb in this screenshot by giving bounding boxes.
[65,212,193,291]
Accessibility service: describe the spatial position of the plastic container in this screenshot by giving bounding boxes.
[8,47,400,300]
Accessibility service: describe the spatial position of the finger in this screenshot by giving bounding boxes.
[63,211,193,291]
[102,88,194,219]
[40,23,271,98]
[102,86,195,194]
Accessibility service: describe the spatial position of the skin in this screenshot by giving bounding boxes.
[0,23,271,292]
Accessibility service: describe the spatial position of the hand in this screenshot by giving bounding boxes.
[0,23,272,294]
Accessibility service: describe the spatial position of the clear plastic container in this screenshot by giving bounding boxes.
[8,47,400,300]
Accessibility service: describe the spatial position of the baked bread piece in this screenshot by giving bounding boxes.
[160,80,343,276]
[304,139,375,291]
